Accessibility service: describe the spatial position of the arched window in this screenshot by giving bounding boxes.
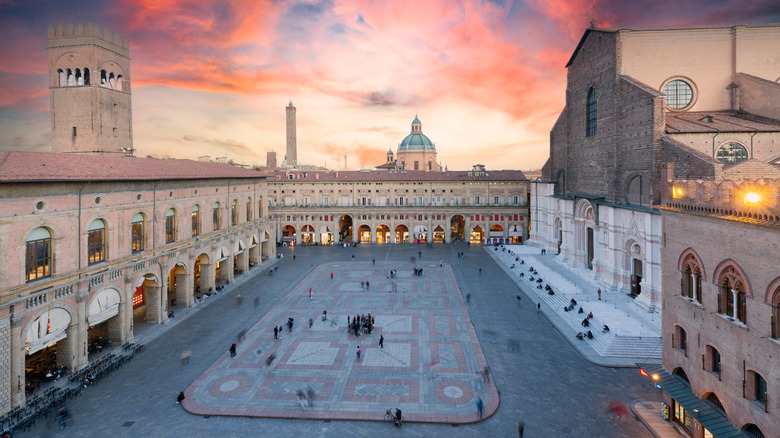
[88,219,106,265]
[26,227,52,282]
[586,87,597,136]
[716,142,749,164]
[674,325,687,356]
[57,69,65,87]
[718,265,747,324]
[231,200,238,226]
[246,198,252,221]
[131,213,145,253]
[743,424,765,438]
[706,345,722,379]
[75,68,83,85]
[101,70,108,87]
[165,208,176,244]
[772,285,780,340]
[680,253,703,304]
[191,205,200,237]
[83,68,90,85]
[746,371,767,408]
[66,68,75,86]
[626,175,642,205]
[212,202,221,231]
[258,196,263,218]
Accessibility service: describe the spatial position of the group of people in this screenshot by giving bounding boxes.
[413,267,424,276]
[360,281,371,290]
[349,313,374,336]
[388,270,398,278]
[194,283,231,304]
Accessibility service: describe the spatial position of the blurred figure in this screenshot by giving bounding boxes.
[180,350,192,365]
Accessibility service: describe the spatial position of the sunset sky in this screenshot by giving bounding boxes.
[1,1,778,171]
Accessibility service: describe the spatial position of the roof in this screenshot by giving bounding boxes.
[639,364,746,438]
[0,151,263,183]
[412,115,421,125]
[666,112,780,134]
[566,23,780,68]
[258,169,527,183]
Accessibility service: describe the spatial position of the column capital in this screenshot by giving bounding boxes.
[75,290,89,303]
[10,312,26,327]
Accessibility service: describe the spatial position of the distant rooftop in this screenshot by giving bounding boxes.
[258,169,527,183]
[666,111,780,134]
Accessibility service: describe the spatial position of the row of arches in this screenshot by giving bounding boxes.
[56,68,124,89]
[20,231,274,405]
[666,202,779,222]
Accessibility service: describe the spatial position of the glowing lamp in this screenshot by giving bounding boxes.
[672,187,683,198]
[652,374,660,381]
[639,369,649,378]
[745,192,760,204]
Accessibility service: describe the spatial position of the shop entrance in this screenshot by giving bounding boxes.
[395,225,409,243]
[376,225,390,244]
[433,225,445,243]
[301,225,314,244]
[358,225,372,243]
[450,215,465,242]
[24,308,72,397]
[339,215,353,242]
[87,287,122,360]
[470,225,484,243]
[413,225,428,243]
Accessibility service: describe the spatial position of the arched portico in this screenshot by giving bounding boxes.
[376,225,390,244]
[215,246,231,284]
[450,215,465,242]
[248,234,260,267]
[22,306,78,399]
[470,225,484,243]
[433,225,445,243]
[319,225,334,245]
[395,224,409,243]
[194,253,214,298]
[358,225,372,243]
[234,239,248,275]
[87,287,125,358]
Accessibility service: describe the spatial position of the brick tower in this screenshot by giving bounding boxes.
[48,23,133,154]
[285,101,297,167]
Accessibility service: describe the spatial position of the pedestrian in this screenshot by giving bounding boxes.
[379,334,384,349]
[597,288,602,300]
[254,296,260,308]
[292,254,296,261]
[466,293,471,303]
[274,326,278,339]
[361,281,365,290]
[308,318,313,328]
[537,303,541,313]
[229,343,237,358]
[479,267,482,275]
[476,397,484,419]
[356,345,361,359]
[352,254,355,260]
[278,325,283,338]
[440,258,443,267]
[58,407,69,429]
[309,288,313,299]
[330,272,334,280]
[176,391,185,403]
[372,258,376,265]
[518,420,525,437]
[366,281,370,290]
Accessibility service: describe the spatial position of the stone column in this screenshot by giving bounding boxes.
[249,245,260,267]
[175,272,190,307]
[9,313,24,409]
[445,224,451,243]
[145,285,162,324]
[222,256,234,283]
[200,263,214,293]
[74,290,89,369]
[237,251,249,275]
[0,315,12,414]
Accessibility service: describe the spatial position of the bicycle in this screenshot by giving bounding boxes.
[385,408,402,426]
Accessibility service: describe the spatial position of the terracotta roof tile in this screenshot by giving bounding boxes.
[257,169,527,183]
[0,151,263,182]
[665,112,780,134]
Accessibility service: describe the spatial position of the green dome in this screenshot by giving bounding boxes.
[399,133,435,151]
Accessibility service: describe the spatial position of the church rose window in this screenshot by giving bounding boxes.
[716,142,748,164]
[662,79,694,110]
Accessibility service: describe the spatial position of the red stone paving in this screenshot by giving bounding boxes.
[182,261,499,423]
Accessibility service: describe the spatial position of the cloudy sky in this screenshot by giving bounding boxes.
[0,1,778,170]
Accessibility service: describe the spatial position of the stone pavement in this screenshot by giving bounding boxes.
[183,260,498,423]
[16,243,661,438]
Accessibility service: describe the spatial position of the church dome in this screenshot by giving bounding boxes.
[398,116,435,151]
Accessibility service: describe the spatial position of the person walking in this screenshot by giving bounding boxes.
[479,267,482,275]
[253,296,260,308]
[229,343,237,358]
[536,303,541,313]
[356,345,361,360]
[274,326,278,339]
[292,254,296,261]
[379,334,384,349]
[372,258,376,265]
[278,325,283,339]
[330,272,334,280]
[476,397,484,419]
[518,420,525,437]
[366,281,370,290]
[309,288,313,299]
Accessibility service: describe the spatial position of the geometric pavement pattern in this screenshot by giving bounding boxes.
[183,260,499,423]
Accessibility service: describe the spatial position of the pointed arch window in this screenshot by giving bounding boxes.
[771,284,780,340]
[231,200,238,226]
[586,88,597,137]
[246,198,252,221]
[718,265,747,324]
[212,202,221,231]
[191,205,200,237]
[26,227,52,282]
[680,254,703,304]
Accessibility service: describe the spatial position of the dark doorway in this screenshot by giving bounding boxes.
[557,229,562,255]
[586,227,594,270]
[450,215,465,242]
[339,215,353,242]
[631,258,643,297]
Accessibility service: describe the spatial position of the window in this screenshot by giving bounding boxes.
[475,196,481,206]
[716,142,749,164]
[680,253,703,304]
[26,227,52,282]
[706,346,721,379]
[663,79,694,110]
[754,372,767,405]
[413,161,419,170]
[131,213,144,253]
[493,196,499,205]
[88,219,106,264]
[427,161,432,171]
[191,205,200,237]
[258,197,263,217]
[586,87,597,136]
[718,265,747,324]
[674,326,687,356]
[212,202,221,230]
[165,208,176,244]
[246,198,252,221]
[72,127,77,137]
[772,285,780,340]
[513,196,519,205]
[231,200,238,226]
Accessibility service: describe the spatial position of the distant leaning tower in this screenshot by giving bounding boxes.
[285,101,297,167]
[48,23,133,154]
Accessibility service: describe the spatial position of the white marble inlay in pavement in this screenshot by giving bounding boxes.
[362,343,411,367]
[287,341,339,366]
[374,315,412,332]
